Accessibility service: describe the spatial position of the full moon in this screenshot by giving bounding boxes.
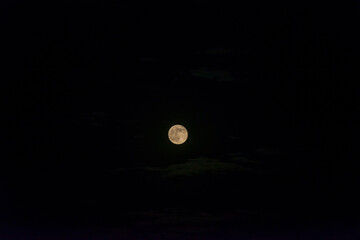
[168,124,188,145]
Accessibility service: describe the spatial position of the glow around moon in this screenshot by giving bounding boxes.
[168,125,188,145]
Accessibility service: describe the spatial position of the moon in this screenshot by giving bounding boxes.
[168,124,188,145]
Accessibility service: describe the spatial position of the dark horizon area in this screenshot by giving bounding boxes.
[1,0,360,239]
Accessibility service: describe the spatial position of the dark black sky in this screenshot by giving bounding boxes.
[1,0,360,238]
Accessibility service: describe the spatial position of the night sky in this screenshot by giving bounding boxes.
[1,0,360,239]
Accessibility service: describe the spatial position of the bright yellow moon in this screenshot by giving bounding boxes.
[168,124,188,145]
